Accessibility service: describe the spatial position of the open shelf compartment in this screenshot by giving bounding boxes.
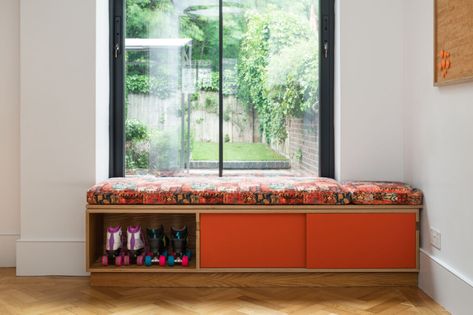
[87,211,198,272]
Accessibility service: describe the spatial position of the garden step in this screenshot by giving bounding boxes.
[189,160,290,170]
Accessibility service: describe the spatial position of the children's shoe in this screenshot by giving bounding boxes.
[144,225,168,266]
[101,226,122,266]
[168,226,191,267]
[126,225,145,265]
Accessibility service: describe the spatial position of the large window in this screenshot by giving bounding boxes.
[110,0,334,177]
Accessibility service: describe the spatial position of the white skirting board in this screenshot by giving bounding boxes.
[419,250,473,315]
[16,239,88,276]
[0,234,19,267]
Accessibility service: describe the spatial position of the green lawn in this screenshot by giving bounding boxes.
[191,142,288,161]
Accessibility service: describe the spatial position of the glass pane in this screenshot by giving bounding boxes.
[124,0,320,177]
[124,0,219,176]
[221,0,320,176]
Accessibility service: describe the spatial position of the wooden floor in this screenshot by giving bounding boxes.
[0,269,448,315]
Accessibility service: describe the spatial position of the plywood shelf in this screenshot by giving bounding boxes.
[86,212,198,272]
[89,260,197,273]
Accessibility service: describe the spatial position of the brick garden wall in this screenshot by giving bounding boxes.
[271,110,319,175]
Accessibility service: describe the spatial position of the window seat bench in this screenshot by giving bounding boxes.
[86,176,422,287]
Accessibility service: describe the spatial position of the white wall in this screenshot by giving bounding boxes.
[0,0,20,267]
[96,0,110,182]
[335,0,404,182]
[17,0,108,275]
[404,0,473,313]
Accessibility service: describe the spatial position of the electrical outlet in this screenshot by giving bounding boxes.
[430,228,441,250]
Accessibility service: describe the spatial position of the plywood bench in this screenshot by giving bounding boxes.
[86,176,422,287]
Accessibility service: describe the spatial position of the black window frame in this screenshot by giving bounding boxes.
[109,0,335,178]
[319,0,335,178]
[109,0,125,177]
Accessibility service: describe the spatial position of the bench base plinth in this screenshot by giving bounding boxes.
[90,271,418,288]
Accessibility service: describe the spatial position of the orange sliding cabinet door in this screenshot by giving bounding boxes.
[306,213,417,269]
[200,214,306,268]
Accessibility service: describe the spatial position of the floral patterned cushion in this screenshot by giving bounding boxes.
[342,181,423,205]
[87,176,350,205]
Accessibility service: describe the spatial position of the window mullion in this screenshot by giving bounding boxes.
[218,0,224,177]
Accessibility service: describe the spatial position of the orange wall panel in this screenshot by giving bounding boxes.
[306,213,417,269]
[200,214,306,268]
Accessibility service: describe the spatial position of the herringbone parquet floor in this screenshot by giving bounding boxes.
[0,268,449,315]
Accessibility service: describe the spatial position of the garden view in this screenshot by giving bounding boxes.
[124,0,320,176]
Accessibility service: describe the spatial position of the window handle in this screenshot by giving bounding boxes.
[324,41,329,59]
[114,16,121,59]
[114,43,120,59]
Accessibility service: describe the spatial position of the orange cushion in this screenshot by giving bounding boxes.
[342,181,423,205]
[87,176,350,205]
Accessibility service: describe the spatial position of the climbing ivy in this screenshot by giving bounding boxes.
[237,9,319,143]
[237,12,270,140]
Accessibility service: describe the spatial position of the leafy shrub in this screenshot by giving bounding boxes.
[190,92,200,102]
[295,148,303,162]
[126,74,171,99]
[198,70,238,96]
[204,96,218,113]
[125,120,150,169]
[224,134,230,143]
[125,119,149,142]
[125,150,149,170]
[223,110,231,122]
